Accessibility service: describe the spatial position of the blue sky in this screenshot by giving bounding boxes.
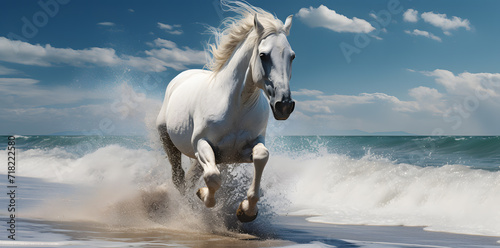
[1,0,500,135]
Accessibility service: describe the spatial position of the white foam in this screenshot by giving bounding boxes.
[3,143,500,237]
[342,240,450,248]
[276,241,337,248]
[264,152,500,237]
[4,144,272,234]
[13,145,161,185]
[13,135,29,139]
[0,241,69,246]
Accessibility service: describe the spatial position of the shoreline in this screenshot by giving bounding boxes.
[272,215,500,247]
[1,215,499,247]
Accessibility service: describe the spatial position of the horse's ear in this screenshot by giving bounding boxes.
[284,15,293,36]
[254,14,264,36]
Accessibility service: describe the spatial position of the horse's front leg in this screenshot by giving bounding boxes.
[237,143,269,222]
[195,139,221,208]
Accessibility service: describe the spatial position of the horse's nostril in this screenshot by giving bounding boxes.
[275,101,294,115]
[275,101,284,113]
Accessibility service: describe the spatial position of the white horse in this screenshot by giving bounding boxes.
[156,1,295,222]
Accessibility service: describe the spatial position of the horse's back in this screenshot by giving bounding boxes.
[157,69,210,125]
[157,69,211,158]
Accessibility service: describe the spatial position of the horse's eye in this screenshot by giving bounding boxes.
[259,53,269,60]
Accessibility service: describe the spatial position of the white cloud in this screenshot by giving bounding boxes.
[145,41,207,71]
[409,86,443,100]
[421,11,471,32]
[0,77,107,107]
[296,5,375,33]
[0,37,120,67]
[0,36,206,72]
[318,93,379,105]
[284,91,423,135]
[295,92,419,117]
[152,38,177,49]
[128,9,135,13]
[0,78,39,86]
[296,100,332,114]
[97,22,116,27]
[157,22,176,30]
[120,56,169,72]
[403,9,419,22]
[423,69,500,97]
[157,22,183,35]
[408,86,446,114]
[293,89,324,97]
[285,69,500,135]
[405,29,442,42]
[0,65,20,75]
[167,30,183,35]
[0,81,162,135]
[308,92,419,113]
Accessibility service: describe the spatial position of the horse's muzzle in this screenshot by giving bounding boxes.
[272,100,295,120]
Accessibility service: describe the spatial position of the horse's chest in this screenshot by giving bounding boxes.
[206,110,266,162]
[209,115,261,147]
[217,129,253,149]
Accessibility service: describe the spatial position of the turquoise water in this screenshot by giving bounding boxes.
[2,135,500,239]
[6,135,500,171]
[270,136,500,171]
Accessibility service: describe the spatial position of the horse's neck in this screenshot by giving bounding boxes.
[217,36,260,107]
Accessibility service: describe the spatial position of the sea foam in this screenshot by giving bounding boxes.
[2,138,500,237]
[265,151,500,237]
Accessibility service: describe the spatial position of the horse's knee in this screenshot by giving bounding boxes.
[198,168,220,208]
[253,144,269,165]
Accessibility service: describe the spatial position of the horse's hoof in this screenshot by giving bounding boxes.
[236,201,258,222]
[196,187,215,208]
[196,188,202,200]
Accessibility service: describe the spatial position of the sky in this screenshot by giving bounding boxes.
[1,0,500,136]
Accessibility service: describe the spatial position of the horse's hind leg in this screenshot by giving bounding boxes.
[185,158,203,191]
[158,124,185,194]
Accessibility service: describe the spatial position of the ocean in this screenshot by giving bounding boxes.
[1,135,500,247]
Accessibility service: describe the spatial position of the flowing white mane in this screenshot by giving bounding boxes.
[206,1,286,73]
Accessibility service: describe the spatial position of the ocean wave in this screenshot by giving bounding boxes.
[13,135,29,139]
[2,139,500,237]
[1,144,279,234]
[265,152,500,237]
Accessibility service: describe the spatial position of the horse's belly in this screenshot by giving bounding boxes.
[212,130,258,163]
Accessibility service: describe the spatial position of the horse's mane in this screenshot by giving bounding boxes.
[206,1,285,73]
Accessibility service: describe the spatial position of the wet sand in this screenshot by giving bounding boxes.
[0,215,497,247]
[1,176,499,247]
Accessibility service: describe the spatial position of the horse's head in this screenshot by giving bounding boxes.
[251,14,295,120]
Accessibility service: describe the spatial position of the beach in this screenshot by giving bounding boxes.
[2,190,500,248]
[1,135,500,247]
